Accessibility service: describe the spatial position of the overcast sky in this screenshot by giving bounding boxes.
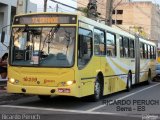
[30,0,160,12]
[30,0,77,12]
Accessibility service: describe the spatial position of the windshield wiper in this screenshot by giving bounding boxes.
[41,24,60,51]
[65,31,72,54]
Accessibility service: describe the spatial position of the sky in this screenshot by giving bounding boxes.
[30,0,160,12]
[30,0,77,12]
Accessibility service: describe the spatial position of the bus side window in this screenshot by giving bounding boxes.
[106,32,116,57]
[154,47,156,59]
[94,29,105,55]
[123,37,129,58]
[129,39,134,58]
[78,28,93,68]
[144,44,148,59]
[119,36,124,57]
[148,45,151,59]
[140,42,144,59]
[150,46,153,59]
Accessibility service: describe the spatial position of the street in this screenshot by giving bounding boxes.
[0,82,160,120]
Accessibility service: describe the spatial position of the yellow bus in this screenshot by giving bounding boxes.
[2,13,156,101]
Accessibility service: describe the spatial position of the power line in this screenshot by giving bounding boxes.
[58,6,75,13]
[44,0,48,12]
[50,0,78,11]
[48,0,160,39]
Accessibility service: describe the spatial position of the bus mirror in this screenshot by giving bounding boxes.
[1,31,5,43]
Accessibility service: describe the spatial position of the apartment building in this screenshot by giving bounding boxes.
[112,2,160,43]
[77,0,160,44]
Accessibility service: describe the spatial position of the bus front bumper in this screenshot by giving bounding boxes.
[7,82,79,97]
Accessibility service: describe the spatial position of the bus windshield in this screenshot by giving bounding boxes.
[11,26,76,67]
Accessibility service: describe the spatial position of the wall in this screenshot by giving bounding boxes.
[112,2,160,44]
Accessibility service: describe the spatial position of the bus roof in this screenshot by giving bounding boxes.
[78,15,134,38]
[78,15,156,46]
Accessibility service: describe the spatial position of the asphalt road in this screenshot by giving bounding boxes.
[0,82,160,120]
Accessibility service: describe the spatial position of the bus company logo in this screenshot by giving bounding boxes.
[23,77,37,82]
[44,79,55,84]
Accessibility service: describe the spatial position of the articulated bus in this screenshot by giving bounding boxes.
[3,13,156,101]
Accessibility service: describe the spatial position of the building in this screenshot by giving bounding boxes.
[0,0,37,57]
[77,0,129,23]
[112,2,160,44]
[77,0,160,45]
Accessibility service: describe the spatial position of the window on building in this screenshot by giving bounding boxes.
[129,39,134,58]
[116,20,123,25]
[94,28,105,55]
[112,10,116,14]
[117,10,123,14]
[106,32,116,57]
[112,20,115,24]
[78,28,93,68]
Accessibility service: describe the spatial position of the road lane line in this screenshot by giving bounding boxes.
[87,83,160,112]
[0,105,140,118]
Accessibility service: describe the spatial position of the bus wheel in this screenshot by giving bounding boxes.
[92,78,101,102]
[126,73,132,92]
[38,95,51,100]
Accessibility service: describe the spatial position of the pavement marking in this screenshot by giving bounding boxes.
[87,82,160,112]
[0,105,141,118]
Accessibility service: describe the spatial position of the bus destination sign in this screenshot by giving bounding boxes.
[32,17,58,24]
[13,14,77,25]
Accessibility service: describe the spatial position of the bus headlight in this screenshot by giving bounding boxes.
[66,80,76,86]
[66,81,73,86]
[59,80,76,86]
[9,78,15,84]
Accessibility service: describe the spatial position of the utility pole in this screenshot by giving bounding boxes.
[87,0,99,20]
[56,4,59,12]
[105,0,113,26]
[44,0,48,12]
